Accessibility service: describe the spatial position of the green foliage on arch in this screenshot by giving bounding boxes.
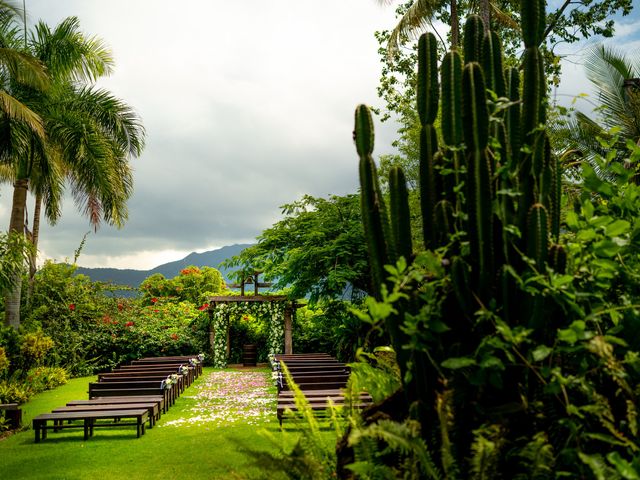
[210,301,286,368]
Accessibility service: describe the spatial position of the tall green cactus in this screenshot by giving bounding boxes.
[355,105,394,298]
[354,0,561,446]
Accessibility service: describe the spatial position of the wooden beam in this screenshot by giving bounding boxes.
[208,295,289,303]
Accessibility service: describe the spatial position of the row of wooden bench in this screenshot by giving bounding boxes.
[33,355,203,442]
[273,353,373,425]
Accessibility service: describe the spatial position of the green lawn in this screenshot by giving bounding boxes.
[0,367,327,480]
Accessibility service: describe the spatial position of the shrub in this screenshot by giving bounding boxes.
[20,331,54,368]
[0,347,8,377]
[0,381,31,404]
[26,366,68,393]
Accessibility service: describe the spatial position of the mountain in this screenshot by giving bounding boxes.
[75,243,253,288]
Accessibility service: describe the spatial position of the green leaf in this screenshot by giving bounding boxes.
[579,452,612,480]
[605,219,630,237]
[607,452,640,480]
[582,200,595,220]
[441,357,476,369]
[593,239,621,257]
[532,345,553,362]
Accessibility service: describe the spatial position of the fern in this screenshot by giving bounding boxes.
[436,388,459,479]
[513,432,554,479]
[348,419,442,480]
[579,452,622,480]
[469,424,504,480]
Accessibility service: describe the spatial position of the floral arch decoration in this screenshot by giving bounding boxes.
[207,296,293,368]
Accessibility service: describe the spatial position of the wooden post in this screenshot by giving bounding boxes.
[284,303,293,354]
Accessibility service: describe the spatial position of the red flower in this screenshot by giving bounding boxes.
[69,303,76,311]
[198,303,210,311]
[154,309,159,313]
[243,315,249,321]
[102,315,112,324]
[117,303,124,311]
[151,298,158,303]
[125,321,134,327]
[170,333,179,341]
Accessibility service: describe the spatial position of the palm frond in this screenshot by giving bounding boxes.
[585,44,640,139]
[387,0,443,58]
[0,90,42,137]
[489,2,519,31]
[0,47,48,91]
[31,16,114,84]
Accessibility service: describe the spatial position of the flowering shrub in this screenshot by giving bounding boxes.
[140,266,226,305]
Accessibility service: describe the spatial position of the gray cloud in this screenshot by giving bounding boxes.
[6,1,637,269]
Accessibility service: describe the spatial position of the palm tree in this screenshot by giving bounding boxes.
[553,44,640,177]
[379,0,512,56]
[0,0,47,134]
[3,16,145,328]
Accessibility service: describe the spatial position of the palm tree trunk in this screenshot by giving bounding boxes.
[479,0,491,31]
[451,0,460,48]
[4,177,28,329]
[26,193,42,307]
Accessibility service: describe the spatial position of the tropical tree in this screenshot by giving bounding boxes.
[380,0,633,55]
[3,16,145,329]
[225,194,370,303]
[551,44,640,181]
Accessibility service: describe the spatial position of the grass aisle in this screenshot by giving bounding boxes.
[0,367,298,480]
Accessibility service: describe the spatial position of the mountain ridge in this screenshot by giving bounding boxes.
[75,243,252,288]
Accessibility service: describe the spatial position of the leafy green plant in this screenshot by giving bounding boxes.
[26,366,68,393]
[19,331,54,368]
[0,346,8,377]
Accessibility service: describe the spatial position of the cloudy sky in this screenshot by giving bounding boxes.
[1,1,639,270]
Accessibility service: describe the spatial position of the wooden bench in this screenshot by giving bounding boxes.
[88,384,173,407]
[277,397,372,425]
[279,374,350,392]
[0,403,21,429]
[90,379,176,403]
[33,409,148,442]
[71,395,166,414]
[115,365,195,385]
[52,403,158,428]
[98,374,186,393]
[132,358,202,377]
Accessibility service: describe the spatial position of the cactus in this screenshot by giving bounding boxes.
[417,32,439,126]
[463,15,484,64]
[527,203,549,271]
[354,0,560,447]
[548,244,567,273]
[441,51,464,147]
[521,0,546,48]
[389,166,413,262]
[481,30,506,97]
[354,105,394,298]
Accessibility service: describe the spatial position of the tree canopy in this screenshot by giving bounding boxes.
[224,194,370,303]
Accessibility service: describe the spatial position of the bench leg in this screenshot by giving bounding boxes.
[137,417,142,438]
[84,419,90,440]
[34,421,42,443]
